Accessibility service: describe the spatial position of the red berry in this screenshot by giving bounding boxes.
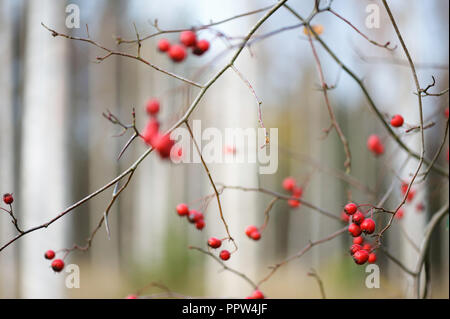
[362,243,372,252]
[193,39,210,55]
[146,98,160,116]
[188,210,203,223]
[368,253,377,264]
[350,244,362,255]
[250,231,261,241]
[348,223,362,237]
[157,38,171,52]
[288,199,301,208]
[195,219,205,230]
[168,44,187,62]
[352,211,365,225]
[344,203,358,215]
[180,31,197,47]
[341,211,350,222]
[176,203,189,217]
[353,236,364,245]
[208,237,222,249]
[445,107,449,118]
[360,218,376,234]
[400,181,409,194]
[51,259,65,272]
[292,186,303,198]
[406,189,416,202]
[125,294,138,299]
[251,290,265,299]
[3,193,13,205]
[395,208,405,220]
[142,118,160,146]
[367,135,384,156]
[245,225,258,237]
[219,250,230,261]
[282,177,296,192]
[353,249,369,265]
[153,133,175,159]
[44,250,55,260]
[416,203,425,212]
[390,114,404,127]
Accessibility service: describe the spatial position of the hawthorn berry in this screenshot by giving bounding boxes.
[406,189,416,202]
[282,177,296,192]
[292,186,303,198]
[245,225,258,237]
[249,230,261,241]
[288,199,301,208]
[360,218,375,234]
[344,203,358,215]
[153,133,175,159]
[193,39,210,56]
[188,210,203,223]
[350,244,362,255]
[180,30,197,47]
[251,290,265,299]
[157,38,171,52]
[353,249,369,265]
[368,253,377,264]
[146,98,160,116]
[3,193,13,205]
[348,223,362,237]
[176,203,189,217]
[390,114,404,127]
[367,134,384,156]
[208,237,222,249]
[142,118,160,146]
[44,250,55,260]
[219,250,230,261]
[395,208,404,220]
[168,44,187,62]
[362,243,372,252]
[51,259,65,272]
[341,211,350,223]
[195,219,205,230]
[353,236,364,245]
[352,211,365,225]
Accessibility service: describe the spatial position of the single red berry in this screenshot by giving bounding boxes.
[3,193,13,205]
[445,107,449,118]
[288,199,301,208]
[193,39,210,55]
[395,208,405,220]
[282,177,296,192]
[44,250,55,260]
[176,203,189,217]
[362,243,372,252]
[353,236,364,245]
[146,98,160,116]
[367,135,384,156]
[352,211,365,225]
[180,30,197,47]
[344,203,358,215]
[400,181,409,194]
[208,237,222,249]
[390,114,404,127]
[219,250,230,261]
[416,202,425,212]
[353,249,369,265]
[348,223,362,237]
[125,294,138,299]
[341,211,350,223]
[350,244,362,255]
[251,290,265,299]
[292,186,303,198]
[245,225,258,237]
[360,218,376,234]
[195,219,205,230]
[51,259,65,272]
[142,118,160,146]
[406,189,416,202]
[157,38,171,52]
[168,44,187,62]
[250,230,261,241]
[368,253,377,264]
[153,133,175,159]
[188,210,203,223]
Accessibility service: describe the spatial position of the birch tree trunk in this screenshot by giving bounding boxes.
[19,0,70,298]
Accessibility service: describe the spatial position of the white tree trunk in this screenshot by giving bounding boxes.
[19,0,70,298]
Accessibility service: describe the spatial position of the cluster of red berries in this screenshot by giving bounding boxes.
[3,193,13,205]
[282,177,303,208]
[344,203,377,265]
[207,237,230,261]
[142,98,176,159]
[367,135,384,156]
[245,289,265,299]
[244,225,261,241]
[44,249,65,272]
[390,114,404,127]
[176,203,205,230]
[157,31,210,63]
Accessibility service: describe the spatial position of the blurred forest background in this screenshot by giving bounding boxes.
[0,0,448,298]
